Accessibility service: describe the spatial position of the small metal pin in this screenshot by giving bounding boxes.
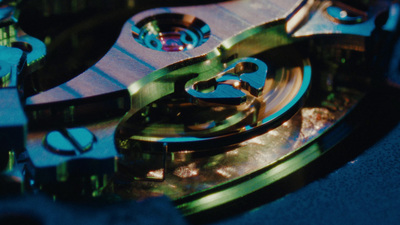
[43,127,96,155]
[325,3,367,24]
[0,62,11,87]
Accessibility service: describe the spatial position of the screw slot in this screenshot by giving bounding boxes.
[43,128,96,155]
[132,13,210,52]
[11,41,33,53]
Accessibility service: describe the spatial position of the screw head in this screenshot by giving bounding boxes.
[325,4,367,24]
[43,128,96,155]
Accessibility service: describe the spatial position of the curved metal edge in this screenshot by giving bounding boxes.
[174,92,365,216]
[117,21,291,137]
[140,61,311,150]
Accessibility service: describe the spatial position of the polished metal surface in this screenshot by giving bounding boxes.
[0,0,399,220]
[112,88,364,200]
[132,13,211,52]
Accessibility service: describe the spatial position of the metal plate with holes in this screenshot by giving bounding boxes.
[0,0,399,224]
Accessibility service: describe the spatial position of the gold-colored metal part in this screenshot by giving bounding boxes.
[14,0,395,217]
[107,42,367,215]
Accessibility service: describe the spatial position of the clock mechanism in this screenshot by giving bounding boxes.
[0,0,399,224]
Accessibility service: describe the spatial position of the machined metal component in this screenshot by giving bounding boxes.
[0,4,19,45]
[110,40,369,213]
[26,126,117,197]
[187,57,269,104]
[43,128,96,155]
[0,60,11,87]
[132,13,211,52]
[0,46,26,171]
[325,2,367,24]
[25,0,305,125]
[114,54,311,180]
[0,0,398,220]
[0,3,46,171]
[0,88,26,170]
[0,1,46,72]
